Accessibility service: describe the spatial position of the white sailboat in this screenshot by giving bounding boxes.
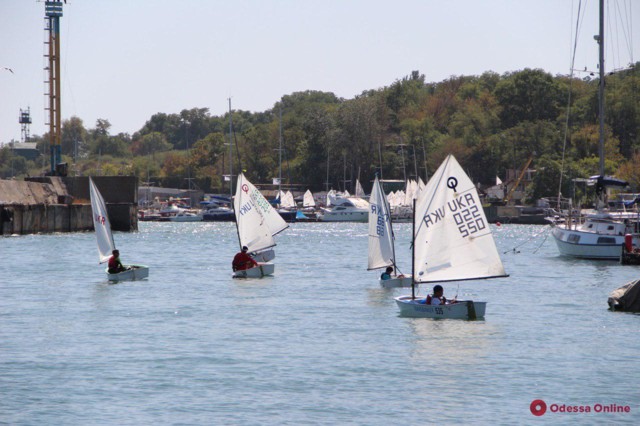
[395,155,507,319]
[232,172,289,278]
[551,0,639,260]
[368,176,412,288]
[89,177,149,282]
[303,189,316,208]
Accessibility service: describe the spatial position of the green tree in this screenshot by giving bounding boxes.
[61,116,88,159]
[495,69,564,128]
[136,132,172,158]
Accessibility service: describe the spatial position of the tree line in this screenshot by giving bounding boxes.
[1,65,639,204]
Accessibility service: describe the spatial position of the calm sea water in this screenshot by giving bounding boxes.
[1,222,639,425]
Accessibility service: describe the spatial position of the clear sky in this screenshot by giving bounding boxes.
[1,0,637,144]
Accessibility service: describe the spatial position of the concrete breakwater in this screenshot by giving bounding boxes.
[0,176,138,236]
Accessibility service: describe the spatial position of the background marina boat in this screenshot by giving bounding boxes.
[201,196,235,222]
[89,177,149,282]
[395,155,507,319]
[317,196,369,222]
[169,210,203,222]
[551,0,640,260]
[368,175,412,288]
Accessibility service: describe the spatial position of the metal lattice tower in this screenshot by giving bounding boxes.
[44,1,63,175]
[19,107,32,143]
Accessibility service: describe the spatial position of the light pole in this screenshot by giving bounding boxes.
[396,144,407,182]
[420,138,428,181]
[409,144,418,180]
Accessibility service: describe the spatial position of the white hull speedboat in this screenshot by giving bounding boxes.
[395,296,486,320]
[169,211,203,222]
[106,265,150,282]
[232,263,274,278]
[551,214,640,260]
[318,196,370,222]
[379,275,413,289]
[317,207,368,222]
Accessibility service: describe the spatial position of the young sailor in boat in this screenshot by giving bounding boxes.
[380,266,394,280]
[108,249,127,274]
[421,285,456,305]
[232,246,258,271]
[380,266,405,280]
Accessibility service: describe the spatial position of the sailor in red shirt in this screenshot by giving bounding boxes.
[232,246,258,271]
[108,249,126,273]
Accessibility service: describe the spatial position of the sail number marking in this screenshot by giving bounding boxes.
[371,204,388,237]
[422,192,486,238]
[453,204,486,238]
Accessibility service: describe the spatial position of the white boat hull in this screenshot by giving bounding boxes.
[379,276,413,288]
[106,265,149,282]
[317,211,368,222]
[552,227,627,260]
[232,263,274,278]
[169,214,202,222]
[395,296,486,319]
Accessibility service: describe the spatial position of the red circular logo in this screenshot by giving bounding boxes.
[241,184,249,193]
[530,399,547,416]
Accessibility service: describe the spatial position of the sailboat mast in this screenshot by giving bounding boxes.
[411,197,416,300]
[229,98,233,198]
[386,179,398,274]
[229,99,243,250]
[597,0,605,176]
[279,107,283,198]
[233,173,243,251]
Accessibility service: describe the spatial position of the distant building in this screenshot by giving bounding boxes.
[8,142,40,162]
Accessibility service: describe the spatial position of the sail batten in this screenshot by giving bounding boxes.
[413,155,506,283]
[368,176,395,270]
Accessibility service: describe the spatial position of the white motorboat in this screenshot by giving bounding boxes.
[368,175,412,288]
[317,196,369,222]
[169,210,203,222]
[89,178,149,282]
[394,155,507,319]
[552,203,640,260]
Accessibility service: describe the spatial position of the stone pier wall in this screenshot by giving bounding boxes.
[0,176,138,235]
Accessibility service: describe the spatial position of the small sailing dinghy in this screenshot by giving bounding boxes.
[89,177,149,282]
[368,175,412,288]
[232,173,289,278]
[395,155,507,319]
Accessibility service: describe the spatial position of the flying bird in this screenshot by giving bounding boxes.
[2,67,14,74]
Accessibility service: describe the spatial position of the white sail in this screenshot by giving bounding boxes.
[89,177,115,263]
[355,179,366,198]
[368,176,395,270]
[283,191,296,208]
[414,155,506,283]
[234,173,277,253]
[278,190,287,205]
[303,189,316,207]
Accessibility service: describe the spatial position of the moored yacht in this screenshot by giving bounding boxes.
[317,196,369,222]
[552,177,640,260]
